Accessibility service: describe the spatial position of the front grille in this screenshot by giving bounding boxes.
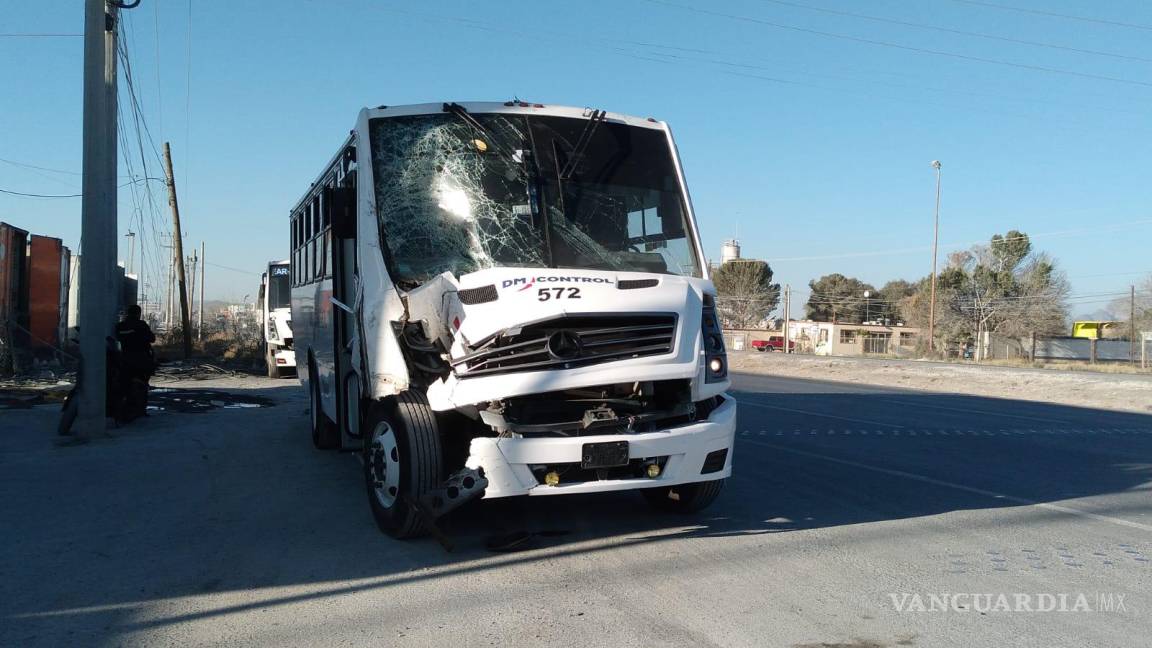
[453,314,677,378]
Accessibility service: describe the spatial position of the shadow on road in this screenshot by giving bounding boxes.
[4,375,1152,644]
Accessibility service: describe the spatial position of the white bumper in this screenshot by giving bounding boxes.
[466,394,736,498]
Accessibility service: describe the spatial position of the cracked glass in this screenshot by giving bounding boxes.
[370,112,700,285]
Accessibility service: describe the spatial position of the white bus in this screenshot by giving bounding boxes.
[290,101,735,538]
[258,260,295,378]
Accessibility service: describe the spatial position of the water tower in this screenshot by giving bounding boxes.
[720,239,741,265]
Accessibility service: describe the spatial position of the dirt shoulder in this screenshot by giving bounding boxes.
[729,351,1152,415]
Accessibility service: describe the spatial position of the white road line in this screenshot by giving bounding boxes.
[873,397,1079,426]
[740,438,1152,534]
[738,399,906,428]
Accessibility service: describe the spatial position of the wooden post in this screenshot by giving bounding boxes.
[1089,338,1097,365]
[162,142,192,359]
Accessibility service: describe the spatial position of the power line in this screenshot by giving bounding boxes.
[756,0,1152,63]
[331,0,1151,125]
[206,261,258,276]
[0,180,157,198]
[766,219,1152,263]
[0,157,83,175]
[644,0,1152,88]
[183,0,193,200]
[948,0,1152,32]
[0,33,82,38]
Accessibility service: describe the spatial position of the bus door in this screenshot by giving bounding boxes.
[328,172,361,449]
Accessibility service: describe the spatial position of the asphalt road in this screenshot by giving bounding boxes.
[2,371,1151,647]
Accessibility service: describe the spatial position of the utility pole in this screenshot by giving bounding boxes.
[187,250,197,335]
[124,230,135,275]
[162,142,192,359]
[71,0,119,437]
[163,238,173,328]
[782,284,791,353]
[928,160,943,355]
[1132,285,1137,364]
[198,241,205,341]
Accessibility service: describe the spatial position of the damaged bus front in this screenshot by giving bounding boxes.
[290,102,735,538]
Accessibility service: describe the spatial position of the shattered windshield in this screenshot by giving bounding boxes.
[369,112,701,284]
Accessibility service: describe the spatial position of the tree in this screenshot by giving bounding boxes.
[805,273,876,323]
[1106,274,1152,336]
[875,279,918,324]
[902,231,1070,355]
[712,260,781,328]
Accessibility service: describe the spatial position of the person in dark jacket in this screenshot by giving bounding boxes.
[115,305,156,393]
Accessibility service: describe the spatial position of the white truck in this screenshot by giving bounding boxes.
[259,261,295,378]
[289,101,735,538]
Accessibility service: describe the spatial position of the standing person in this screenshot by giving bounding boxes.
[115,305,156,419]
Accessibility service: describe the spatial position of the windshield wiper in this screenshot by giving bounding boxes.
[559,109,606,180]
[441,102,521,169]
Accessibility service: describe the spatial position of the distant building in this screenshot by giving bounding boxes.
[725,320,921,357]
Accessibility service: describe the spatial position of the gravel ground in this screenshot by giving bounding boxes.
[730,351,1152,415]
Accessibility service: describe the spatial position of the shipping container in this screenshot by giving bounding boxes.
[0,222,31,353]
[28,235,67,353]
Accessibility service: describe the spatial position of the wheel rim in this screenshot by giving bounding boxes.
[368,421,401,508]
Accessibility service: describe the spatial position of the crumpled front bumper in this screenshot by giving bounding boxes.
[465,394,736,498]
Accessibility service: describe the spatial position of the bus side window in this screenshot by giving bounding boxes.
[290,215,298,285]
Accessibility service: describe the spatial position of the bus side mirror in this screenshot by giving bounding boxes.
[329,186,357,239]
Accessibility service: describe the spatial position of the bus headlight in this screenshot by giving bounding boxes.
[702,294,727,383]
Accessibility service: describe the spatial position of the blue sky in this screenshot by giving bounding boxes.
[2,0,1150,316]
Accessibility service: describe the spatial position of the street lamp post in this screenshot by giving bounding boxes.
[928,160,943,353]
[864,290,871,324]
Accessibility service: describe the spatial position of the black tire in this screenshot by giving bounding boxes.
[363,391,443,539]
[642,479,725,513]
[309,365,340,449]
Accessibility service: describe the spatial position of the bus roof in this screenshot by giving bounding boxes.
[361,101,668,130]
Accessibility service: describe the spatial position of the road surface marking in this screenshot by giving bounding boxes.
[874,397,1080,426]
[738,399,906,428]
[740,439,1152,534]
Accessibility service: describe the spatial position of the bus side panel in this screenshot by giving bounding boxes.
[291,282,316,391]
[313,276,338,420]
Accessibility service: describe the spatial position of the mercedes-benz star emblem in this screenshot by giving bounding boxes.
[546,330,582,360]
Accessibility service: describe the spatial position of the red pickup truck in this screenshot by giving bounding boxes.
[751,336,794,352]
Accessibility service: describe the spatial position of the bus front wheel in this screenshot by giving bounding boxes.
[642,479,725,513]
[363,392,443,539]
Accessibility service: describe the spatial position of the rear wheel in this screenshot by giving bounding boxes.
[309,366,339,449]
[363,392,443,539]
[642,479,725,513]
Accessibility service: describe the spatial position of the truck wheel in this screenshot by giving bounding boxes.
[266,347,282,379]
[642,479,725,513]
[363,392,443,539]
[309,368,339,449]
